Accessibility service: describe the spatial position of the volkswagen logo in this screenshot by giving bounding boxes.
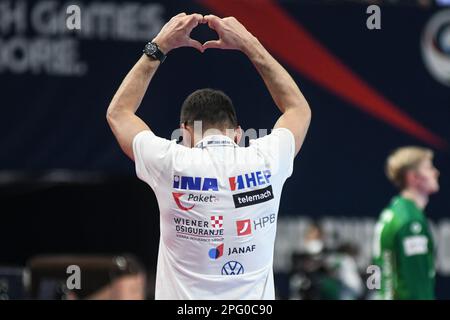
[221,261,244,275]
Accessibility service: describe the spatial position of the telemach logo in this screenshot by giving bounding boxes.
[233,185,274,208]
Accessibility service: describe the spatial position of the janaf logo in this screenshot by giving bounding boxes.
[209,244,224,260]
[228,244,256,256]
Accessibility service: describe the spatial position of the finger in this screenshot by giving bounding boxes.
[204,14,221,21]
[223,16,237,22]
[204,14,223,30]
[186,13,204,29]
[203,39,224,50]
[190,13,204,23]
[170,12,186,23]
[187,38,204,53]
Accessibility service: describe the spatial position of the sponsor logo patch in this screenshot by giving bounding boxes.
[173,175,218,191]
[403,235,429,256]
[172,192,218,211]
[229,170,271,191]
[221,261,244,275]
[236,219,252,236]
[209,244,224,260]
[210,216,223,229]
[236,214,276,236]
[228,244,256,256]
[410,222,423,234]
[174,216,224,243]
[253,213,276,230]
[232,185,274,208]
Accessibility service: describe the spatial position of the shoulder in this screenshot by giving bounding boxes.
[250,128,295,147]
[248,128,296,176]
[389,197,418,229]
[376,208,396,240]
[376,200,407,241]
[133,130,187,155]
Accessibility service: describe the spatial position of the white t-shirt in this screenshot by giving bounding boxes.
[132,128,295,300]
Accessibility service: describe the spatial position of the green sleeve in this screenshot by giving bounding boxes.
[373,210,396,300]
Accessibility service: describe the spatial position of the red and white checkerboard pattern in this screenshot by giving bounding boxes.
[210,215,223,228]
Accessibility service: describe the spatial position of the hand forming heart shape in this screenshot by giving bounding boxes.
[152,13,255,55]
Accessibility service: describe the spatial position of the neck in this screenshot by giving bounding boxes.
[193,130,235,146]
[401,188,428,210]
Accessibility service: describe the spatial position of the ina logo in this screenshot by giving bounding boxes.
[173,175,219,191]
[209,244,224,260]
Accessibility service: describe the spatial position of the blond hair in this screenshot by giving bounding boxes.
[385,146,433,190]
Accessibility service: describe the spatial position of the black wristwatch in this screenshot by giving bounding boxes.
[143,42,166,63]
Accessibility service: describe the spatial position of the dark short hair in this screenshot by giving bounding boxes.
[180,88,238,130]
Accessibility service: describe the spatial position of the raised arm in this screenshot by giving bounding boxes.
[203,15,311,156]
[106,13,204,160]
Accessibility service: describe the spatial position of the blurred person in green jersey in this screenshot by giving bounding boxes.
[373,146,439,299]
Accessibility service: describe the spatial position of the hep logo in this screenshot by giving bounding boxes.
[209,244,224,260]
[236,219,252,236]
[229,170,271,191]
[211,216,223,229]
[172,192,194,211]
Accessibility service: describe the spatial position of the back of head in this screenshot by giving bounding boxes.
[180,88,238,131]
[385,146,433,190]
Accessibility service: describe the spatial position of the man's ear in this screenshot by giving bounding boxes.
[180,123,193,147]
[234,126,243,145]
[405,169,419,188]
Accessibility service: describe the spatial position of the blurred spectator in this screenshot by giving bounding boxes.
[289,222,364,300]
[85,273,146,300]
[28,254,147,300]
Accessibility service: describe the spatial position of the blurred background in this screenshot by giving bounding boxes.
[1,0,449,299]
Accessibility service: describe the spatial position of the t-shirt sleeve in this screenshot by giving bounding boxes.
[132,130,176,188]
[250,128,296,179]
[372,210,396,300]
